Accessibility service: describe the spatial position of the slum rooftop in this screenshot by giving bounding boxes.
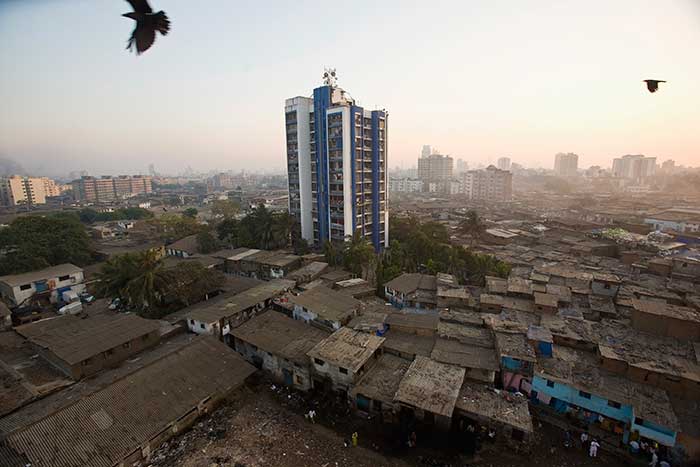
[15,313,160,366]
[0,336,255,467]
[184,279,293,323]
[307,327,385,373]
[289,286,360,321]
[230,310,329,365]
[393,356,466,418]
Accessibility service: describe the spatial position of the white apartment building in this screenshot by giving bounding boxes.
[389,178,423,193]
[285,74,388,251]
[461,165,512,202]
[612,155,657,181]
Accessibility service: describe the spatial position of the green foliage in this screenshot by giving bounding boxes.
[215,204,291,250]
[148,213,204,241]
[196,230,220,254]
[292,236,311,255]
[96,250,224,317]
[0,215,95,275]
[158,262,225,310]
[380,215,510,287]
[79,207,153,224]
[323,241,341,266]
[211,199,240,219]
[458,210,484,246]
[182,207,198,219]
[343,234,376,277]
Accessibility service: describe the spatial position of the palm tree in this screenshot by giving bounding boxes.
[96,250,165,311]
[459,210,484,247]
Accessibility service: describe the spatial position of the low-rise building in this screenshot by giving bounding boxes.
[231,311,329,391]
[350,353,411,421]
[0,336,255,467]
[384,273,437,312]
[393,356,466,430]
[630,299,700,341]
[0,264,85,307]
[290,286,360,331]
[184,280,293,342]
[14,312,161,379]
[224,248,302,280]
[307,327,385,396]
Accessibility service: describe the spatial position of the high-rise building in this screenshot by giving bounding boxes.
[455,158,469,174]
[285,72,388,251]
[460,165,512,202]
[0,175,61,206]
[417,153,453,182]
[497,157,511,171]
[421,145,432,158]
[554,153,579,176]
[611,155,657,181]
[71,175,153,202]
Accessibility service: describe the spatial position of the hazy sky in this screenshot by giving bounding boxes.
[1,0,699,177]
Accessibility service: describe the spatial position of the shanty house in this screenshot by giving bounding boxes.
[393,356,466,430]
[290,286,360,331]
[184,280,293,342]
[384,273,437,312]
[350,353,411,422]
[0,337,255,467]
[14,312,161,380]
[306,327,385,398]
[231,311,329,391]
[0,264,85,307]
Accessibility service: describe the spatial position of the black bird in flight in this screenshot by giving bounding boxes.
[643,79,666,93]
[122,0,170,55]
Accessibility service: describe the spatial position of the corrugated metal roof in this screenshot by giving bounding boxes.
[0,264,83,287]
[4,336,255,467]
[15,313,160,366]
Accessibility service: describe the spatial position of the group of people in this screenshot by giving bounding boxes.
[563,430,600,458]
[629,439,672,467]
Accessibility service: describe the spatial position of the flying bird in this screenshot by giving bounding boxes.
[643,79,666,93]
[122,0,170,55]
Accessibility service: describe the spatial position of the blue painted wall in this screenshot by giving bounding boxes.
[313,86,331,244]
[531,376,676,446]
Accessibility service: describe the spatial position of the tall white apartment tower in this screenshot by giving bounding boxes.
[285,72,388,251]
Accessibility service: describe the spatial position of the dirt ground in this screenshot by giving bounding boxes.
[146,378,632,467]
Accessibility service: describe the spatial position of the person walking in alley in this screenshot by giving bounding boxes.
[352,432,358,447]
[580,431,589,450]
[589,439,600,458]
[649,450,659,467]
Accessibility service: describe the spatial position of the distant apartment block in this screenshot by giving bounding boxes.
[612,155,657,181]
[418,153,453,182]
[461,165,512,202]
[553,152,579,176]
[285,73,388,251]
[71,175,153,202]
[0,175,61,206]
[497,157,511,171]
[389,177,423,193]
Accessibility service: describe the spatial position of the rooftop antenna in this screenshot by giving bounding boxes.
[323,68,337,87]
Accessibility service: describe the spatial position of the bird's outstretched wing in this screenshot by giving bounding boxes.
[125,0,152,14]
[126,23,156,54]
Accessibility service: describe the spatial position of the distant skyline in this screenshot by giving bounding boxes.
[1,0,699,176]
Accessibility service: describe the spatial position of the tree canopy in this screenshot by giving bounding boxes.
[216,204,292,250]
[0,215,95,275]
[79,207,153,224]
[96,250,224,317]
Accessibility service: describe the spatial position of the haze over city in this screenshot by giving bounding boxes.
[1,0,699,176]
